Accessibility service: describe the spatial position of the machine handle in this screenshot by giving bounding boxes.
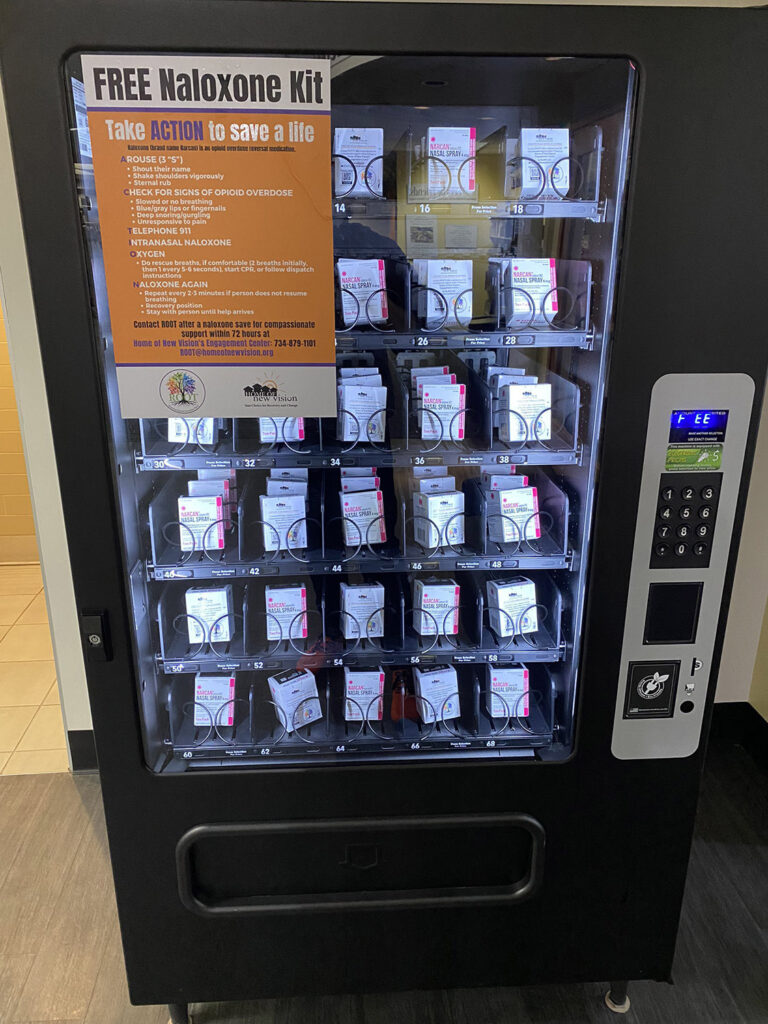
[176,812,545,917]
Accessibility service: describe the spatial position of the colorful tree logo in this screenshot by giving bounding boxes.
[167,371,197,405]
[160,369,204,412]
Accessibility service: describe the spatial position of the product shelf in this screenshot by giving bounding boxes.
[154,574,564,675]
[163,663,556,765]
[146,469,571,580]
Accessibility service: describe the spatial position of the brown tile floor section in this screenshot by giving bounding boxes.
[0,737,766,1024]
[0,566,66,776]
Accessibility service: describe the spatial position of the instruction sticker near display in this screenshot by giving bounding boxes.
[81,54,335,419]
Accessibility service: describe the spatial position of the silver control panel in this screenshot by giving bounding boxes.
[612,373,754,759]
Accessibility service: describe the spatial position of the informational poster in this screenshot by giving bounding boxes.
[82,55,335,419]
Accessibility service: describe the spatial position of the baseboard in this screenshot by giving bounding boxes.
[67,729,98,772]
[710,702,768,774]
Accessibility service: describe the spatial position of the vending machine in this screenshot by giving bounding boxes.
[1,2,766,1021]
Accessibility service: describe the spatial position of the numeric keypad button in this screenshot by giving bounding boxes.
[696,524,709,538]
[681,486,695,500]
[679,506,693,520]
[700,486,715,500]
[661,487,675,501]
[674,542,687,557]
[677,525,690,539]
[658,506,673,520]
[657,525,671,539]
[699,505,712,520]
[655,543,670,558]
[693,542,708,557]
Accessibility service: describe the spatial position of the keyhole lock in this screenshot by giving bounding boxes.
[88,633,102,646]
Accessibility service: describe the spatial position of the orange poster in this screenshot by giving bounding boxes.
[82,55,335,418]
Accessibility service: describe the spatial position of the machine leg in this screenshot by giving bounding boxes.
[168,1004,189,1024]
[605,981,631,1014]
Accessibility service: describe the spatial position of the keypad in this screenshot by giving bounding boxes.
[650,472,722,569]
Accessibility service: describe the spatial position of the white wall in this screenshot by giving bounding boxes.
[716,381,768,701]
[0,79,92,748]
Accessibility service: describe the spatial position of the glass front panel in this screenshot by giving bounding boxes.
[67,53,635,771]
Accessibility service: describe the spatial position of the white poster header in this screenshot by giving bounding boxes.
[81,54,330,112]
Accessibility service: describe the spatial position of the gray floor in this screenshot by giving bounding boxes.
[0,733,766,1024]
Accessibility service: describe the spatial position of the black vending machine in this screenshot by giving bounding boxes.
[1,3,766,1021]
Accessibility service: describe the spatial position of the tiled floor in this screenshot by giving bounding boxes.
[0,564,67,776]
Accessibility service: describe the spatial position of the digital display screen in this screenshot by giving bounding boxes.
[669,409,729,444]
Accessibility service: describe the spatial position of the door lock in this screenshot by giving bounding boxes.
[80,612,112,662]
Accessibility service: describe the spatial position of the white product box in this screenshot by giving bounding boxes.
[507,259,558,327]
[486,665,529,718]
[413,577,460,636]
[486,486,541,544]
[269,467,308,480]
[258,494,307,551]
[427,127,476,197]
[340,582,385,639]
[415,373,457,399]
[420,382,466,441]
[334,128,384,197]
[486,577,538,637]
[337,259,388,327]
[193,674,236,727]
[412,464,449,478]
[418,476,457,494]
[425,260,473,328]
[338,366,379,378]
[503,136,520,198]
[337,384,388,442]
[499,383,552,442]
[167,417,216,445]
[414,664,460,723]
[266,478,308,497]
[344,667,385,721]
[340,466,378,477]
[410,364,451,397]
[177,495,225,552]
[481,472,529,491]
[187,478,232,526]
[184,585,233,645]
[258,417,305,444]
[341,475,381,493]
[267,668,322,733]
[340,489,387,547]
[413,491,465,549]
[520,128,570,200]
[265,584,307,642]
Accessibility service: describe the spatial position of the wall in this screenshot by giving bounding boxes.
[0,313,38,562]
[715,379,768,704]
[0,77,92,745]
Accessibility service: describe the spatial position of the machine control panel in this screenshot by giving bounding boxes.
[612,374,754,760]
[652,473,721,568]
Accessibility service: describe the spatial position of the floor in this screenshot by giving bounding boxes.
[0,732,765,1024]
[0,564,66,777]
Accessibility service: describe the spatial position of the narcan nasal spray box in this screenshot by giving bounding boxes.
[177,495,225,551]
[486,486,541,544]
[344,667,385,721]
[414,664,460,723]
[413,491,464,549]
[265,584,307,642]
[413,577,460,636]
[486,577,538,637]
[193,674,236,727]
[340,489,386,547]
[334,128,384,198]
[340,582,385,639]
[267,668,322,733]
[486,665,529,718]
[499,383,552,442]
[184,585,233,645]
